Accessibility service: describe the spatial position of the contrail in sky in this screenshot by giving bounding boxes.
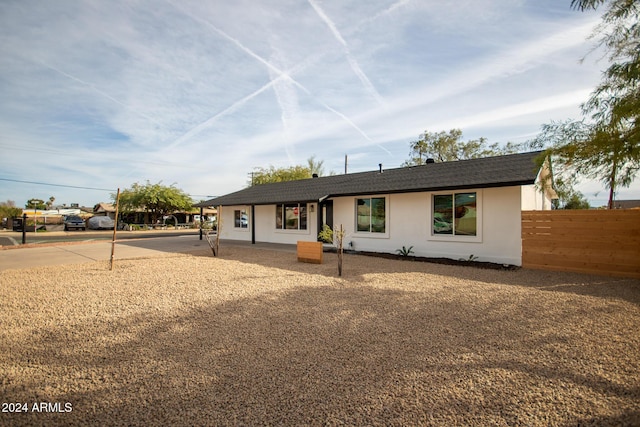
[38,60,163,127]
[352,0,411,32]
[166,0,372,147]
[307,0,384,106]
[163,74,288,152]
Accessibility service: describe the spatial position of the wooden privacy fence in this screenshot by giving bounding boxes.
[522,210,640,278]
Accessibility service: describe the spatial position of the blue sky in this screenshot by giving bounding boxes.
[1,0,638,208]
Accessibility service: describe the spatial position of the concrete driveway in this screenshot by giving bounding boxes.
[0,236,297,271]
[0,235,213,271]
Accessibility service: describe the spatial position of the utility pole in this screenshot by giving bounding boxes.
[22,213,26,244]
[109,188,120,271]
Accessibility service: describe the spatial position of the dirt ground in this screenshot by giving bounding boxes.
[1,247,639,426]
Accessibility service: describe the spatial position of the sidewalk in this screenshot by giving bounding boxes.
[0,236,296,271]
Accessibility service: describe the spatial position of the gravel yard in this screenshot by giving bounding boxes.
[1,246,639,426]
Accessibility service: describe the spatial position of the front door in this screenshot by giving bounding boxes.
[317,200,333,241]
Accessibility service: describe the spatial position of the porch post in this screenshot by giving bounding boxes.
[199,207,203,240]
[251,205,255,244]
[317,201,323,242]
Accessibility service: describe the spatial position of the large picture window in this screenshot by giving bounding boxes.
[356,197,386,233]
[433,192,476,236]
[276,203,307,230]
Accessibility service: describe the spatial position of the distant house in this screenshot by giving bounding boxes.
[613,200,640,209]
[93,203,116,219]
[94,202,216,225]
[195,151,556,266]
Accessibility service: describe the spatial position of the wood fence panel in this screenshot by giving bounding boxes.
[522,210,640,278]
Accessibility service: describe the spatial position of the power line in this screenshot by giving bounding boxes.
[0,178,216,200]
[0,178,115,192]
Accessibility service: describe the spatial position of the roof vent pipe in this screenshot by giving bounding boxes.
[426,158,435,164]
[379,163,383,173]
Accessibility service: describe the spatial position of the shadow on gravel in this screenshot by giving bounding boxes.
[188,246,640,307]
[114,234,208,252]
[5,283,638,426]
[113,239,640,307]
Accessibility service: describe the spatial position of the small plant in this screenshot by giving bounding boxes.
[396,245,414,257]
[318,224,334,244]
[459,254,479,262]
[318,224,347,276]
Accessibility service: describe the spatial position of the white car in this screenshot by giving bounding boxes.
[87,216,115,230]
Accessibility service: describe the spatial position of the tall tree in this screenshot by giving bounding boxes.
[531,1,639,208]
[0,200,22,219]
[402,129,522,166]
[250,165,312,186]
[25,198,46,210]
[563,191,592,209]
[532,119,638,208]
[249,156,330,186]
[115,181,193,224]
[307,155,325,177]
[572,0,639,140]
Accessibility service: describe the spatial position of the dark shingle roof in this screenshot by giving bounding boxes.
[195,151,544,207]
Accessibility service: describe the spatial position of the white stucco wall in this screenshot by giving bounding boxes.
[217,205,252,241]
[331,186,524,266]
[218,203,319,245]
[521,184,553,210]
[218,185,550,266]
[255,204,318,244]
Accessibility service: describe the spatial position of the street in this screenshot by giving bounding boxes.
[0,234,294,271]
[0,229,200,247]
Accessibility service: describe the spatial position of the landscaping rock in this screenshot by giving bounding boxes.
[1,247,638,426]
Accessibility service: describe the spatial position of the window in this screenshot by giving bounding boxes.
[234,209,248,228]
[356,197,386,233]
[433,192,476,236]
[275,203,307,230]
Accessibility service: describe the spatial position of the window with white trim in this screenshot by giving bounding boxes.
[356,197,386,233]
[275,203,307,230]
[432,192,477,236]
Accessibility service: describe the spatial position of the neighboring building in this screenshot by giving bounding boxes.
[93,202,216,225]
[613,200,640,209]
[22,208,86,217]
[195,151,556,266]
[93,203,116,219]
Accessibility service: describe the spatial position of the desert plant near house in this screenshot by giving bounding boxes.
[396,246,414,257]
[318,224,334,243]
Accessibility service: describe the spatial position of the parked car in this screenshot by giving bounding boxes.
[433,213,452,233]
[87,216,115,230]
[63,215,86,231]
